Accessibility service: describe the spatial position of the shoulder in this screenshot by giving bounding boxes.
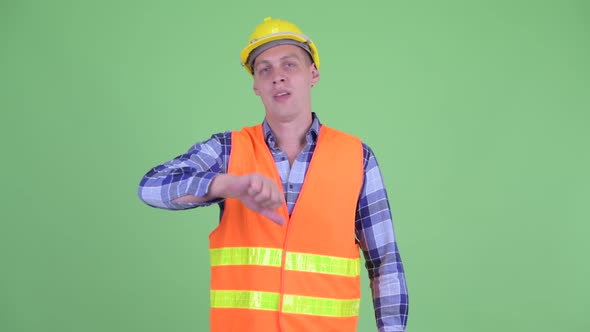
[232,124,263,137]
[320,125,374,159]
[320,124,359,141]
[184,131,232,155]
[359,142,383,174]
[319,125,364,153]
[210,131,232,144]
[360,141,375,160]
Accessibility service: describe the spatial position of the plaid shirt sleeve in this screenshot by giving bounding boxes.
[138,132,231,210]
[356,143,409,332]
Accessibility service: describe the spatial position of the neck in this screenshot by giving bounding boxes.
[266,112,313,149]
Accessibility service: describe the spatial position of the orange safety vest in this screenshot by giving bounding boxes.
[209,124,364,332]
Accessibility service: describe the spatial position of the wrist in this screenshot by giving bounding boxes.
[208,173,236,199]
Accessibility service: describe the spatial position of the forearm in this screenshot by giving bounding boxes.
[172,172,286,225]
[171,173,237,204]
[138,133,230,210]
[139,168,222,209]
[361,224,408,331]
[368,244,409,332]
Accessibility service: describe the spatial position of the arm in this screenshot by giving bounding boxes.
[355,144,409,332]
[138,132,285,224]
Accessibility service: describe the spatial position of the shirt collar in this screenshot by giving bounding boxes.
[263,112,321,150]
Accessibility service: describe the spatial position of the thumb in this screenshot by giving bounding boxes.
[260,209,286,226]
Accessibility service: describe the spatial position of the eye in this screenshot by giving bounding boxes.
[257,67,270,75]
[282,62,297,72]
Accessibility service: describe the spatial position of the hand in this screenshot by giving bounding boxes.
[213,173,286,225]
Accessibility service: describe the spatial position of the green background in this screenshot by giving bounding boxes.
[1,0,589,331]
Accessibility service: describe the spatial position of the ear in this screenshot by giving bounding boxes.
[253,80,261,96]
[310,63,320,86]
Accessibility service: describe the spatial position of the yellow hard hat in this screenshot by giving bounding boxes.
[240,17,320,75]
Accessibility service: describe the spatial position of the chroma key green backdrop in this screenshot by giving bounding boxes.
[1,0,589,331]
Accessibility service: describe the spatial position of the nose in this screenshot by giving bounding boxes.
[272,69,286,85]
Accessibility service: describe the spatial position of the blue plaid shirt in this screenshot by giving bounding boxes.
[138,114,408,331]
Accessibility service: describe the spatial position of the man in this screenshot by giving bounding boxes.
[138,17,408,332]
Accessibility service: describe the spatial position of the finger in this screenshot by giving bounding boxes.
[275,186,285,205]
[258,184,282,209]
[261,209,285,226]
[247,175,262,196]
[253,184,271,203]
[266,189,284,210]
[261,199,281,211]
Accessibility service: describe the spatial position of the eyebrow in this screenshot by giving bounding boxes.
[254,54,301,69]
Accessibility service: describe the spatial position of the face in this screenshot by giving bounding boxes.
[252,44,320,120]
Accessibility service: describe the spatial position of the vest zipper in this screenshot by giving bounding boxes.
[278,209,292,332]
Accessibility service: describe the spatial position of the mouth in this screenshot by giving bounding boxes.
[273,91,291,102]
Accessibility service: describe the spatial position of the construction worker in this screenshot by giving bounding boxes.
[138,17,408,332]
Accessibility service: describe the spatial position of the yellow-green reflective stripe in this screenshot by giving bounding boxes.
[284,294,359,317]
[210,247,282,267]
[210,247,360,277]
[210,291,360,317]
[210,290,279,311]
[285,252,360,277]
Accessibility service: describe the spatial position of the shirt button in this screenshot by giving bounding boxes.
[281,157,286,161]
[289,184,294,189]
